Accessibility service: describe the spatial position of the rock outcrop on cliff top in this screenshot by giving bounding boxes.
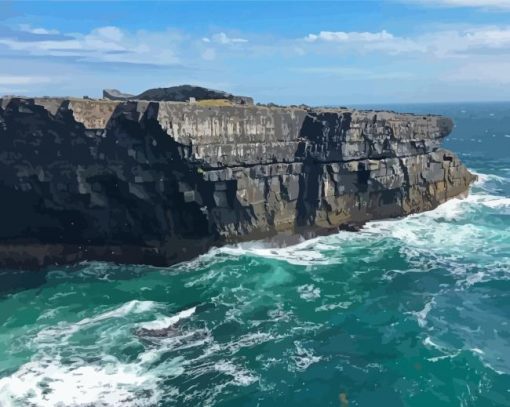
[0,97,475,268]
[103,85,254,105]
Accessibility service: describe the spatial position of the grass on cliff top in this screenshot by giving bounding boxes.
[195,99,234,107]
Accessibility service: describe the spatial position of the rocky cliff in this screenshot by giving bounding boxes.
[0,97,475,269]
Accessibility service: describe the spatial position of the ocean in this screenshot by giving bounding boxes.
[0,102,509,407]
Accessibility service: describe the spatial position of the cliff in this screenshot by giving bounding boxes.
[0,97,475,269]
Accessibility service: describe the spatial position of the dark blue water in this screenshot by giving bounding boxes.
[0,103,509,406]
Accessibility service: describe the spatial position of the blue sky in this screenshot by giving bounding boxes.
[1,0,510,104]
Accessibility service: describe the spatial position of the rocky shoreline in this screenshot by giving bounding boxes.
[0,97,475,269]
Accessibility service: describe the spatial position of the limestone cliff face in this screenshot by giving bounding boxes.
[0,97,475,268]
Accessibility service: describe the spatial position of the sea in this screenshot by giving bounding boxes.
[0,102,509,407]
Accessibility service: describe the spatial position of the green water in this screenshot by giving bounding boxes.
[0,103,509,406]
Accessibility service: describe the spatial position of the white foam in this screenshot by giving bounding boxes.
[315,301,352,312]
[138,306,196,331]
[461,271,487,288]
[412,299,435,328]
[423,336,443,350]
[361,191,510,258]
[224,331,284,354]
[78,300,157,326]
[427,352,460,363]
[0,356,162,407]
[297,284,321,301]
[214,360,257,386]
[481,196,510,209]
[35,300,158,345]
[218,238,331,266]
[173,172,509,271]
[290,342,321,372]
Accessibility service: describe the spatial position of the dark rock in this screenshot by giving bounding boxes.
[103,89,135,101]
[0,97,475,269]
[338,223,363,232]
[103,85,253,105]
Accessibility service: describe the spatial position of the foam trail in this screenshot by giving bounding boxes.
[77,300,158,326]
[411,298,435,328]
[35,300,158,344]
[176,236,335,269]
[139,306,196,330]
[218,238,330,266]
[472,171,508,185]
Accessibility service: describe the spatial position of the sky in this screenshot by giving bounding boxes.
[1,0,510,105]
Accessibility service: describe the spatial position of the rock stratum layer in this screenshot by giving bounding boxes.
[0,97,475,269]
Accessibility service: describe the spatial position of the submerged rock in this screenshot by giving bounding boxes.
[0,97,475,269]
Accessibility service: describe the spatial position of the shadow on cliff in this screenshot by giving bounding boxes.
[294,111,353,227]
[0,98,216,270]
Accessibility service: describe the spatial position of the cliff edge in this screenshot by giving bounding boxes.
[0,97,475,269]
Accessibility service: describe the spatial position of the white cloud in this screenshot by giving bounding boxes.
[293,67,415,80]
[0,75,52,85]
[302,30,425,54]
[0,25,181,65]
[411,0,510,9]
[18,24,60,35]
[463,27,510,47]
[201,48,216,60]
[304,30,394,43]
[418,27,510,57]
[202,32,248,45]
[302,26,510,57]
[443,61,510,83]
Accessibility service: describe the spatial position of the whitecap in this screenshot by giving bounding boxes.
[78,300,158,326]
[218,238,331,266]
[297,284,321,301]
[290,342,322,372]
[35,300,158,345]
[427,352,460,363]
[214,360,258,386]
[472,171,509,194]
[0,355,162,407]
[315,301,352,312]
[423,336,443,350]
[480,196,510,209]
[458,271,487,288]
[138,306,196,331]
[411,299,435,328]
[174,236,334,270]
[208,331,287,356]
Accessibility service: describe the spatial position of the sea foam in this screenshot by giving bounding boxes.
[138,306,196,331]
[0,356,163,407]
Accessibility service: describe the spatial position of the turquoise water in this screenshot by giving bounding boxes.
[0,103,509,406]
